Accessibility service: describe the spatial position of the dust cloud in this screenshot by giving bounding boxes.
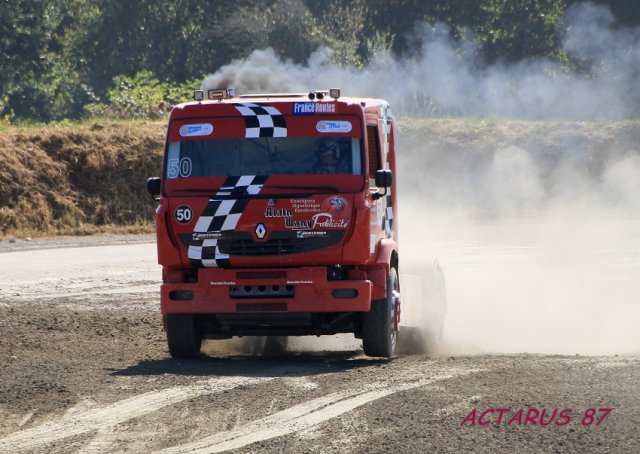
[201,3,640,355]
[203,3,640,120]
[397,138,640,356]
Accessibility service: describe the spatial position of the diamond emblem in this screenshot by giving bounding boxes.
[255,223,267,239]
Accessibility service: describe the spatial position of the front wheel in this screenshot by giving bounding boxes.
[362,267,399,358]
[166,314,202,359]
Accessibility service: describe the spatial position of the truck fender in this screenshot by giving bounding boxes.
[375,238,396,269]
[368,238,396,300]
[156,203,182,268]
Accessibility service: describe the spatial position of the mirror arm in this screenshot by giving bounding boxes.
[372,186,387,200]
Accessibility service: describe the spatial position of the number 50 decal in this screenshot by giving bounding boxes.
[167,157,193,178]
[175,205,193,224]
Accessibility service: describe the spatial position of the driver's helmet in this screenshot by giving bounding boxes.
[315,138,339,160]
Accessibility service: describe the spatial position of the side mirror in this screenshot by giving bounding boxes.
[372,170,392,200]
[147,177,161,200]
[375,169,393,188]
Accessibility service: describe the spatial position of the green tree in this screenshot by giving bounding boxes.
[0,0,99,121]
[479,0,567,63]
[5,0,640,122]
[357,0,485,57]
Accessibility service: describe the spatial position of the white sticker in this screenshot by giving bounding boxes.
[179,123,214,137]
[316,120,352,133]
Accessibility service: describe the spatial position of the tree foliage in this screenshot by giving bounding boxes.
[1,0,638,122]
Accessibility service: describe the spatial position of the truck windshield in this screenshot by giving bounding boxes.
[165,137,362,179]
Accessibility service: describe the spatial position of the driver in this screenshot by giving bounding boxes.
[312,138,349,174]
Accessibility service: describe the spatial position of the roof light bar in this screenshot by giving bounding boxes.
[308,89,340,101]
[207,88,236,101]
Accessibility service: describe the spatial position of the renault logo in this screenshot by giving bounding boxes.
[255,223,267,239]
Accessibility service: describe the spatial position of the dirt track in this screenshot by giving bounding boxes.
[0,235,638,453]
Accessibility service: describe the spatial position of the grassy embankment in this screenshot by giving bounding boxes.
[0,120,165,238]
[1,118,639,239]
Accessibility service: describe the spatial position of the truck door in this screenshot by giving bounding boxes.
[367,121,392,256]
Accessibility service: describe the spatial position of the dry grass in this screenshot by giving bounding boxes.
[1,117,639,238]
[0,120,165,238]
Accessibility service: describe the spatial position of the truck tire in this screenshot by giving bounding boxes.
[166,314,202,359]
[362,267,399,358]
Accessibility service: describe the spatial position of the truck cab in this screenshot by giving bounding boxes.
[148,88,401,358]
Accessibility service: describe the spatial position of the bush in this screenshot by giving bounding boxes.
[0,96,15,126]
[84,71,198,119]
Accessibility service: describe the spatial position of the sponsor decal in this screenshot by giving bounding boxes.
[296,230,328,238]
[287,280,313,284]
[192,232,223,241]
[312,213,349,229]
[285,218,312,230]
[179,123,214,137]
[291,199,321,213]
[265,206,312,229]
[321,196,347,217]
[210,281,237,286]
[292,102,336,115]
[264,207,292,218]
[262,197,349,231]
[268,199,276,206]
[310,196,350,228]
[316,120,352,133]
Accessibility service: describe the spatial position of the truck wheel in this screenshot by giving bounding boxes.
[166,314,202,359]
[362,267,399,358]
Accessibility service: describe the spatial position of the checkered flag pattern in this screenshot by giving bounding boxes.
[383,158,394,238]
[188,175,268,267]
[384,190,394,238]
[234,103,287,138]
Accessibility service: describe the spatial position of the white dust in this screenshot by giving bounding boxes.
[200,3,640,355]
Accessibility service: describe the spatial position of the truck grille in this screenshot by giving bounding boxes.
[217,232,342,256]
[218,238,300,255]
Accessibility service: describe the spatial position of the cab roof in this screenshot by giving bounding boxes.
[171,88,390,116]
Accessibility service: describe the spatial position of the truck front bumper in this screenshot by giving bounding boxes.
[161,266,372,315]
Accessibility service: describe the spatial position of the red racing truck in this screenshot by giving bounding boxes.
[147,88,445,358]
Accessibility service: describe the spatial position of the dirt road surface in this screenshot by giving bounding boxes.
[0,233,638,453]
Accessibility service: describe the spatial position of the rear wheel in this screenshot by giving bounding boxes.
[166,314,202,359]
[362,267,399,358]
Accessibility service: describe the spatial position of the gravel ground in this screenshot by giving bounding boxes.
[0,235,638,453]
